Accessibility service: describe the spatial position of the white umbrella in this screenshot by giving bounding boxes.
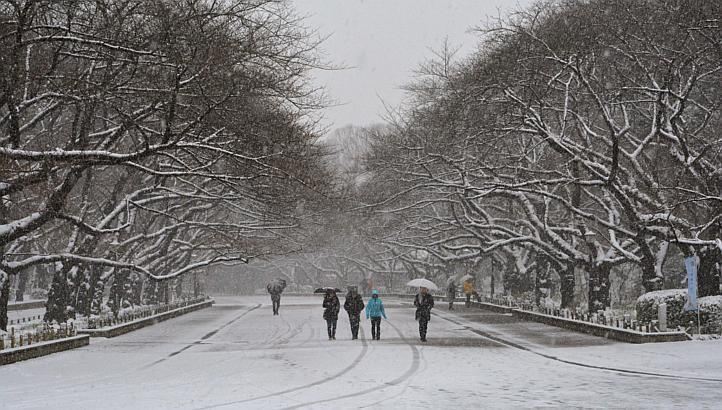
[406,278,439,291]
[460,274,474,282]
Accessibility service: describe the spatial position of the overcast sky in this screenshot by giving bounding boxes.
[292,0,533,131]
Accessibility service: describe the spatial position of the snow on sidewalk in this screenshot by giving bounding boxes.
[433,303,722,380]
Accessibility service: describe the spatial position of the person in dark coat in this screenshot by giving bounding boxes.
[266,279,286,315]
[323,289,340,340]
[343,286,365,340]
[447,281,456,310]
[414,286,434,342]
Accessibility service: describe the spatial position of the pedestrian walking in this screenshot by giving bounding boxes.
[447,280,456,310]
[344,286,365,340]
[414,287,434,342]
[463,279,475,308]
[323,289,340,340]
[266,278,286,315]
[365,289,387,340]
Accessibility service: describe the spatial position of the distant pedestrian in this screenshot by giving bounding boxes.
[267,279,286,315]
[365,289,387,340]
[344,286,365,340]
[463,279,475,308]
[447,281,456,310]
[414,287,434,342]
[323,289,340,340]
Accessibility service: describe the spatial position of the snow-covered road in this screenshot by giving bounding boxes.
[1,296,721,409]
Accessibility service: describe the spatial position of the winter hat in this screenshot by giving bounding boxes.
[372,289,379,295]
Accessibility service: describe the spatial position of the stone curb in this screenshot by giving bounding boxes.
[0,335,89,366]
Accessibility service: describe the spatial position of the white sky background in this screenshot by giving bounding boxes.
[292,0,534,131]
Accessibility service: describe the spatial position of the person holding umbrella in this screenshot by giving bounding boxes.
[322,288,340,340]
[344,286,365,340]
[266,278,286,315]
[365,289,387,340]
[414,286,435,342]
[462,275,476,308]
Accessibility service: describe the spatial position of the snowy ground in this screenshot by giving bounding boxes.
[1,296,721,409]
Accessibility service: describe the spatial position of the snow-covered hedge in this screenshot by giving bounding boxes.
[700,295,722,334]
[636,289,722,333]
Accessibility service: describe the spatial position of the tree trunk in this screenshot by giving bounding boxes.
[175,276,183,299]
[130,273,143,306]
[559,262,576,309]
[588,263,611,312]
[15,270,28,302]
[193,272,200,298]
[143,277,159,305]
[0,270,10,331]
[83,265,103,316]
[534,259,551,307]
[640,254,663,293]
[70,265,90,316]
[698,245,721,297]
[91,275,105,315]
[45,265,71,323]
[109,269,129,317]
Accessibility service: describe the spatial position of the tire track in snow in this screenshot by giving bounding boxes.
[434,311,722,383]
[3,305,261,404]
[279,319,422,410]
[197,327,371,409]
[143,304,260,368]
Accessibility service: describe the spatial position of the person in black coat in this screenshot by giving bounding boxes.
[267,279,286,315]
[323,290,340,340]
[414,287,434,342]
[343,287,365,340]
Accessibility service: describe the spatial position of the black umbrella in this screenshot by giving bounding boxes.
[314,287,340,294]
[270,278,287,289]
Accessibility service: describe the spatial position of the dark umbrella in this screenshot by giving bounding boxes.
[314,287,340,294]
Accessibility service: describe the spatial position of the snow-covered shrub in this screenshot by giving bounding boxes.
[636,289,722,333]
[699,296,722,334]
[636,289,688,326]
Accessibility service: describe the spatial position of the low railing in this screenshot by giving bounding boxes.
[8,314,44,326]
[1,322,77,351]
[85,296,208,330]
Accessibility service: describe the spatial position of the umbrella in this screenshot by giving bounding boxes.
[314,287,340,294]
[460,274,474,282]
[267,280,285,293]
[406,278,439,291]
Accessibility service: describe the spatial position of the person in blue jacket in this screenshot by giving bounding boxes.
[365,289,387,340]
